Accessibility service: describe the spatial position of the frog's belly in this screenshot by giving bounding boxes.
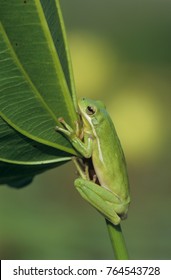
[92,150,129,202]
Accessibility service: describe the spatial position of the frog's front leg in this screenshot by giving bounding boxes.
[55,118,93,158]
[74,177,121,225]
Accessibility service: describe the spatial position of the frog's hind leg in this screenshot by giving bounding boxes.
[74,177,121,225]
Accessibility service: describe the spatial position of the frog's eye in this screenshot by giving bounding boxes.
[86,105,96,115]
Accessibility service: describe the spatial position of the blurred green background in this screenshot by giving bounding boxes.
[0,0,171,259]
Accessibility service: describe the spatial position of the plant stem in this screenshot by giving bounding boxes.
[106,219,129,260]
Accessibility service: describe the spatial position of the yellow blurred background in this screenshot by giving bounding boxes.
[0,0,171,259]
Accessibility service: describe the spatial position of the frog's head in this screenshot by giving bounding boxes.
[78,97,106,128]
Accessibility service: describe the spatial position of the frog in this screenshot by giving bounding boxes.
[55,97,130,225]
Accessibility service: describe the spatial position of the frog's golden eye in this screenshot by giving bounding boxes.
[86,105,96,115]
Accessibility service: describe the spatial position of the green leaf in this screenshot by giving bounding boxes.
[40,0,77,108]
[0,117,71,164]
[0,160,67,188]
[0,0,78,187]
[0,117,70,187]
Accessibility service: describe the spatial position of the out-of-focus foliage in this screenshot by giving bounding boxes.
[0,0,171,259]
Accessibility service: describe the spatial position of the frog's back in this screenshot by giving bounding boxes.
[92,108,130,202]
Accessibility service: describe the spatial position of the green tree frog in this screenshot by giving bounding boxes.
[55,98,130,225]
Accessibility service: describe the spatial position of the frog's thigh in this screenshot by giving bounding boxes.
[74,178,121,225]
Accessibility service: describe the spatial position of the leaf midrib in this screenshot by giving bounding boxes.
[0,155,71,165]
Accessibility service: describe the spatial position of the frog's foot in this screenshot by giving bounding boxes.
[92,174,97,183]
[72,157,90,180]
[56,118,82,139]
[55,118,74,137]
[56,117,93,158]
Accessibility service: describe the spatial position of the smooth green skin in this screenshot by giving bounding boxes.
[56,98,130,225]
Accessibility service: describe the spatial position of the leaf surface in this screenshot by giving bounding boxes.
[0,0,78,186]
